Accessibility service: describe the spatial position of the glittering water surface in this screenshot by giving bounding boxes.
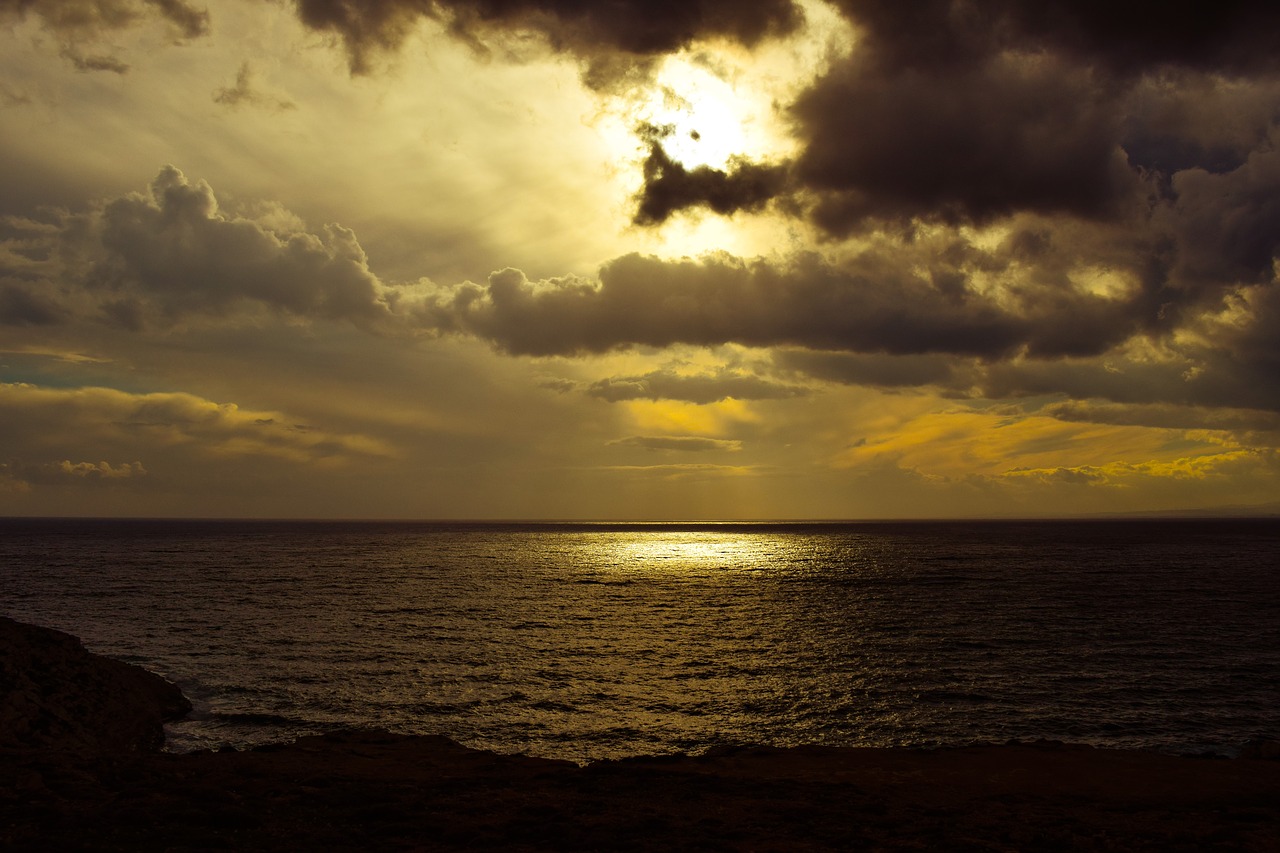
[3,519,1278,761]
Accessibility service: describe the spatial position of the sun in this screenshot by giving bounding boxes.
[606,54,785,172]
[639,61,754,169]
[648,58,769,169]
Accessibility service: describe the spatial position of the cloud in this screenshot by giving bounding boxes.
[0,0,209,38]
[774,350,971,391]
[423,249,1128,360]
[632,126,789,225]
[0,284,68,326]
[757,3,1280,235]
[1041,400,1280,435]
[588,367,804,404]
[0,382,394,468]
[597,462,756,479]
[791,51,1134,230]
[61,49,131,73]
[213,63,296,112]
[12,166,394,330]
[6,459,146,487]
[10,165,1278,420]
[1000,448,1280,489]
[1160,144,1280,291]
[828,1,1280,77]
[291,0,801,80]
[609,435,741,452]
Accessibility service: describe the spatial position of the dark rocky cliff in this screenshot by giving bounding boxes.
[0,617,190,755]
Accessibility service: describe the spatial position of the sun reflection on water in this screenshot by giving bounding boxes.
[589,528,788,577]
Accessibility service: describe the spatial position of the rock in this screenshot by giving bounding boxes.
[0,617,190,755]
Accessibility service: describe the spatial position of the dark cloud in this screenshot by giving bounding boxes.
[423,244,1153,361]
[829,1,1280,76]
[792,52,1134,230]
[425,251,1038,357]
[632,126,789,226]
[0,0,209,40]
[588,368,804,404]
[1160,146,1280,289]
[776,2,1280,233]
[0,284,68,326]
[292,0,800,76]
[1119,74,1280,180]
[62,49,131,73]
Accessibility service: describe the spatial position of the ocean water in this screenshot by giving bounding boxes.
[2,518,1278,762]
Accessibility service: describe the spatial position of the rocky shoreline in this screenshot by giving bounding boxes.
[3,616,1278,850]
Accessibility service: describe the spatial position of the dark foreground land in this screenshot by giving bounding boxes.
[3,616,1278,851]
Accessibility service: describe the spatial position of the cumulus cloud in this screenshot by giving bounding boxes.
[422,249,1133,359]
[8,163,1277,421]
[7,166,395,331]
[89,166,391,325]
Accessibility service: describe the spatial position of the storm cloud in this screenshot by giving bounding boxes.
[292,0,800,76]
[633,129,790,225]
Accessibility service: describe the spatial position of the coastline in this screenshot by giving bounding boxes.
[3,617,1278,850]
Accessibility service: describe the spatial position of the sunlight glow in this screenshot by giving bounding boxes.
[598,529,780,575]
[640,60,755,169]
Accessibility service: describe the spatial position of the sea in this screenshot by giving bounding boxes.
[2,518,1278,763]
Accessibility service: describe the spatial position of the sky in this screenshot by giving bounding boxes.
[2,0,1279,520]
